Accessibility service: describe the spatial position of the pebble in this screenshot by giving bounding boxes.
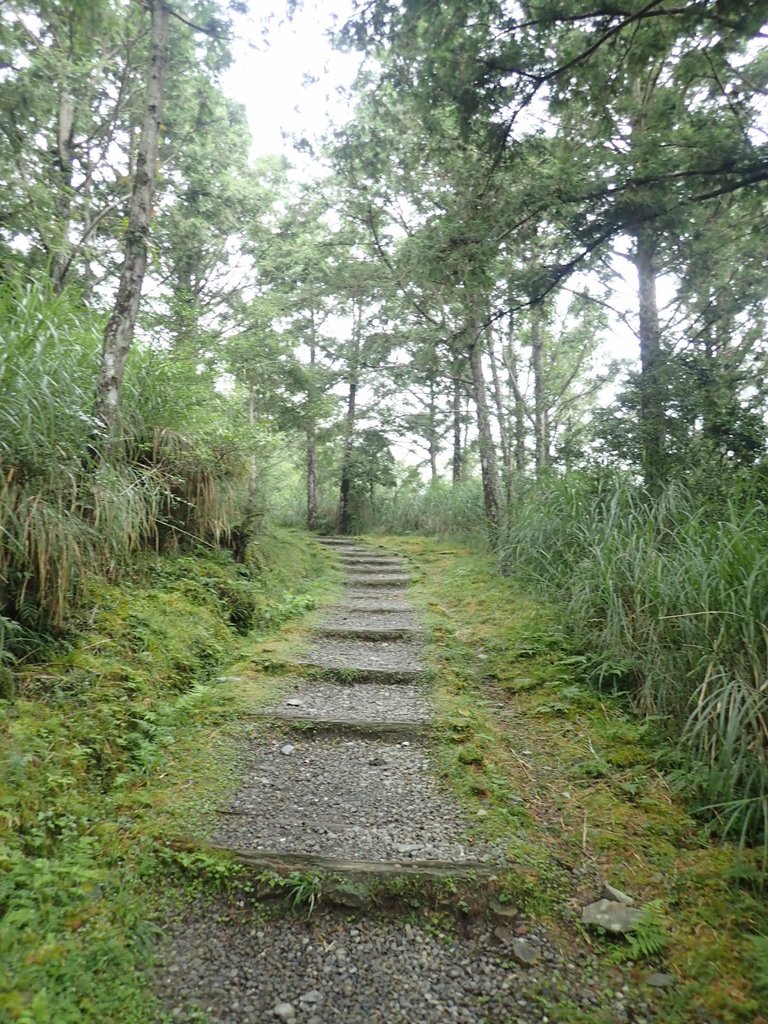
[273,1002,295,1020]
[280,744,295,756]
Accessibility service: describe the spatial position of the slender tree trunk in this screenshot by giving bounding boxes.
[50,91,75,293]
[634,225,666,493]
[486,328,513,502]
[531,306,549,475]
[306,323,318,531]
[502,333,527,472]
[451,365,463,485]
[94,0,169,436]
[338,307,361,535]
[467,313,502,528]
[427,377,439,481]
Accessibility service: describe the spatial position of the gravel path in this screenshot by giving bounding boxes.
[154,901,659,1024]
[153,540,666,1024]
[259,682,431,721]
[210,734,503,862]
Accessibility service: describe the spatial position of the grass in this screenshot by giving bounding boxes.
[0,527,337,1023]
[370,534,768,1024]
[0,277,273,652]
[496,473,768,850]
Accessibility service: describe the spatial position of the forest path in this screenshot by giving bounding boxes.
[153,539,661,1024]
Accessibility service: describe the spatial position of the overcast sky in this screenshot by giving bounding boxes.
[223,2,360,162]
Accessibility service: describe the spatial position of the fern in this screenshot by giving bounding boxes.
[627,900,670,960]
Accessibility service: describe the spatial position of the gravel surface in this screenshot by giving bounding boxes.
[259,682,431,722]
[211,735,503,863]
[296,637,423,676]
[318,609,422,631]
[154,901,660,1024]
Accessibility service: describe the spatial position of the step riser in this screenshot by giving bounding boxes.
[346,577,410,588]
[169,840,507,916]
[291,666,422,685]
[247,713,429,738]
[313,627,423,641]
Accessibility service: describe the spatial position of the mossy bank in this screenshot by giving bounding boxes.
[0,528,337,1024]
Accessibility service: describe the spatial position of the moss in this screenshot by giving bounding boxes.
[0,527,336,1023]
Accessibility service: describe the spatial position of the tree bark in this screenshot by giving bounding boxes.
[634,225,666,493]
[94,0,169,437]
[306,320,318,531]
[467,313,502,528]
[338,305,361,535]
[486,327,513,502]
[451,363,463,485]
[530,305,549,475]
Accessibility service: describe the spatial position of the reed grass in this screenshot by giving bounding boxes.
[0,278,256,653]
[498,472,768,846]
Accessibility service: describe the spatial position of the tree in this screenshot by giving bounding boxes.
[94,0,170,437]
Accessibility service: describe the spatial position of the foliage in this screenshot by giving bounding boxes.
[0,278,261,646]
[498,471,768,847]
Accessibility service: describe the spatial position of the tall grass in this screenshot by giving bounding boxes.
[0,279,255,654]
[499,472,768,846]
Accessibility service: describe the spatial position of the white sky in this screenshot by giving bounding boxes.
[222,1,360,163]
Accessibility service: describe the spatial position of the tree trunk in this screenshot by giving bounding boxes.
[94,0,169,437]
[338,307,361,535]
[531,306,549,475]
[634,225,666,493]
[306,323,318,531]
[451,366,463,485]
[427,377,439,481]
[467,314,502,528]
[50,91,75,293]
[486,327,513,502]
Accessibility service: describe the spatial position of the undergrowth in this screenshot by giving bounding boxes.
[0,528,333,1023]
[497,472,768,850]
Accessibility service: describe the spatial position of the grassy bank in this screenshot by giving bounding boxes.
[0,528,336,1023]
[498,474,768,848]
[372,535,768,1024]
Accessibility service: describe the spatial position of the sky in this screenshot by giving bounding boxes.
[222,2,360,163]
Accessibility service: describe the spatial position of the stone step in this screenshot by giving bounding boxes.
[289,659,421,684]
[336,599,414,612]
[337,555,403,566]
[255,680,431,721]
[205,733,505,905]
[321,609,420,629]
[341,565,407,577]
[316,537,364,546]
[290,636,422,684]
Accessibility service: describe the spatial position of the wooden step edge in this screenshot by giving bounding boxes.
[164,838,511,915]
[312,626,425,641]
[244,712,431,736]
[287,661,424,685]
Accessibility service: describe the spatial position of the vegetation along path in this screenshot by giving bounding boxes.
[150,538,698,1024]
